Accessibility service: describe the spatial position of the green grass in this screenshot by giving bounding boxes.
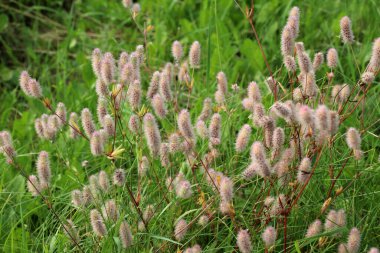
[0,0,379,252]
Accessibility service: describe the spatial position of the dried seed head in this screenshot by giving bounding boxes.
[281,26,294,56]
[178,109,194,141]
[63,219,80,245]
[216,71,228,95]
[189,41,201,68]
[297,157,311,184]
[198,98,212,121]
[152,94,167,119]
[91,48,102,77]
[220,176,233,202]
[102,199,119,222]
[184,244,202,253]
[143,113,161,157]
[95,79,109,97]
[37,151,51,189]
[34,118,44,139]
[250,141,270,177]
[242,98,254,112]
[98,170,110,192]
[347,228,361,253]
[242,163,256,179]
[172,40,183,63]
[340,16,354,44]
[168,133,182,153]
[219,200,233,215]
[298,52,312,73]
[315,105,331,133]
[305,219,322,238]
[346,127,361,150]
[113,168,125,186]
[284,55,297,72]
[178,61,191,83]
[96,98,108,127]
[263,116,275,148]
[26,78,43,98]
[338,244,348,253]
[313,52,324,70]
[147,71,160,99]
[81,108,96,138]
[100,52,115,85]
[215,89,225,105]
[127,80,141,110]
[174,219,188,241]
[271,102,292,121]
[128,114,140,134]
[327,48,338,68]
[118,51,129,72]
[271,127,285,160]
[300,71,317,97]
[331,85,342,103]
[138,156,149,176]
[330,111,340,135]
[262,226,277,248]
[336,209,346,227]
[368,248,380,253]
[196,120,209,139]
[237,229,252,253]
[361,71,375,84]
[119,221,133,249]
[159,73,172,101]
[90,131,104,156]
[90,209,107,237]
[235,124,251,153]
[27,175,41,196]
[131,3,141,14]
[368,38,380,72]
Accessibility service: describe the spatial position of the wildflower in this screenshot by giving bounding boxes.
[145,72,160,100]
[119,221,133,248]
[90,131,104,156]
[262,226,277,248]
[100,52,115,85]
[98,170,110,192]
[174,219,188,241]
[90,209,107,237]
[128,114,140,134]
[284,55,297,72]
[235,124,251,153]
[37,151,51,189]
[95,79,109,97]
[298,52,313,73]
[247,81,261,102]
[82,186,93,205]
[271,127,285,160]
[113,168,125,186]
[152,94,167,119]
[209,113,221,146]
[287,6,300,38]
[159,72,172,101]
[196,120,208,139]
[103,114,115,136]
[189,41,201,68]
[361,72,375,84]
[175,179,192,199]
[305,219,322,238]
[172,40,183,63]
[102,199,119,222]
[120,62,134,85]
[127,80,141,110]
[340,16,354,44]
[56,102,67,126]
[263,116,275,148]
[198,215,209,226]
[368,38,380,72]
[91,48,102,77]
[250,141,271,177]
[220,176,233,202]
[178,109,194,141]
[324,210,338,231]
[27,175,41,196]
[327,48,338,68]
[198,98,212,121]
[297,157,312,184]
[313,52,324,70]
[71,190,83,207]
[69,112,79,139]
[347,228,361,253]
[160,143,170,167]
[81,108,96,138]
[138,156,149,176]
[281,26,294,56]
[143,113,161,157]
[237,229,252,253]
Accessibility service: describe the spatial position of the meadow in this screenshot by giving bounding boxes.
[0,0,379,252]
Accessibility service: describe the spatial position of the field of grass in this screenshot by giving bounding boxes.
[0,0,379,252]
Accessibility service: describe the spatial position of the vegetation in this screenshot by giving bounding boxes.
[0,0,379,252]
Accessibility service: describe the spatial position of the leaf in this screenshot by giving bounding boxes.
[294,240,302,253]
[240,39,265,72]
[0,14,9,32]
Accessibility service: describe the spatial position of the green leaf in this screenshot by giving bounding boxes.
[240,39,265,72]
[0,14,9,32]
